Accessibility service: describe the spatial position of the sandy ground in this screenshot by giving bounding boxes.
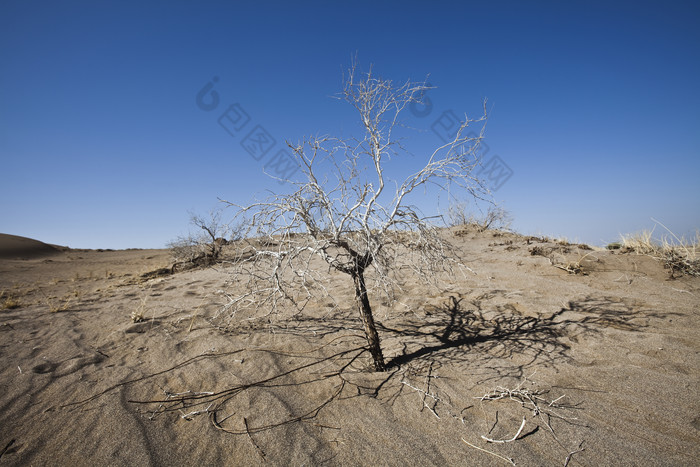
[0,229,698,466]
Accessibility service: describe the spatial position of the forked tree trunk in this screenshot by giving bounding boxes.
[352,268,386,372]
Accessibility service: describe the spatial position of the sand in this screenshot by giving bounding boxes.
[0,229,698,466]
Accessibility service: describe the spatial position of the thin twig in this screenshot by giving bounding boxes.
[563,440,585,467]
[60,348,247,408]
[244,417,266,460]
[401,379,440,419]
[422,362,434,413]
[488,410,499,435]
[180,403,214,420]
[549,395,566,406]
[482,417,526,443]
[0,439,16,460]
[461,438,515,465]
[216,411,237,425]
[167,390,214,397]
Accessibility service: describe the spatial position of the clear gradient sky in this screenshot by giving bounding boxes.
[1,1,699,249]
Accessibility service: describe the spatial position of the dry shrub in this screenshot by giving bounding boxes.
[448,203,512,232]
[167,234,211,263]
[529,246,551,257]
[659,234,699,277]
[168,211,242,269]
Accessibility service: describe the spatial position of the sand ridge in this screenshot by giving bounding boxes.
[0,234,64,260]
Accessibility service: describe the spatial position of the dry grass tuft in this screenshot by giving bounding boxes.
[1,290,21,310]
[39,288,81,313]
[131,294,149,323]
[620,221,699,277]
[554,237,571,246]
[620,229,657,254]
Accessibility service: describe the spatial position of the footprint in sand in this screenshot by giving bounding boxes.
[32,361,58,374]
[31,354,105,376]
[55,354,105,377]
[125,321,158,333]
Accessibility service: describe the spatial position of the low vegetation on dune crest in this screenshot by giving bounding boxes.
[616,220,699,278]
[446,203,512,232]
[167,211,241,271]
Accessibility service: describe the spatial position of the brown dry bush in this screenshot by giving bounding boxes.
[1,290,21,310]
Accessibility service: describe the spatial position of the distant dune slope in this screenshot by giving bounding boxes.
[0,233,62,259]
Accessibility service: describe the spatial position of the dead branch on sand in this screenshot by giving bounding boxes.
[472,375,586,465]
[481,416,526,443]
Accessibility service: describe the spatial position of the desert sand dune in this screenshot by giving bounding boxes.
[0,228,698,465]
[0,234,63,260]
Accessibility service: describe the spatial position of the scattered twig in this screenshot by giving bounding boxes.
[0,439,16,460]
[482,417,526,443]
[422,362,436,414]
[549,395,566,406]
[461,438,515,465]
[671,287,695,296]
[60,348,247,409]
[563,440,585,466]
[401,379,441,419]
[476,377,576,424]
[244,417,266,461]
[215,411,237,425]
[475,376,585,460]
[180,403,214,420]
[488,410,499,435]
[311,423,341,431]
[167,390,215,398]
[168,347,365,436]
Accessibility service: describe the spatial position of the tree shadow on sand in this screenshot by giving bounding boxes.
[64,291,671,452]
[380,292,668,380]
[217,290,668,381]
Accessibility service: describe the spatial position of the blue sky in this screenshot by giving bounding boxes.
[1,0,698,249]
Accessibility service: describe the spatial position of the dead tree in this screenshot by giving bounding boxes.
[191,211,227,261]
[169,210,232,266]
[222,62,490,371]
